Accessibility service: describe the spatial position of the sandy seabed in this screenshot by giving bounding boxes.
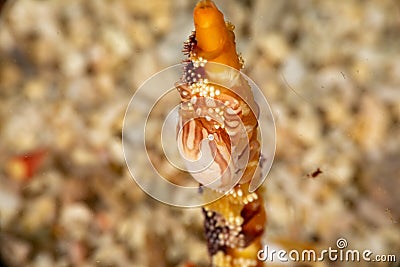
[0,1,399,266]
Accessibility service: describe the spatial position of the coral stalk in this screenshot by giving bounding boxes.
[177,1,266,266]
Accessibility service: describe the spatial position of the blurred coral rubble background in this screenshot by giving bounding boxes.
[0,0,399,267]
